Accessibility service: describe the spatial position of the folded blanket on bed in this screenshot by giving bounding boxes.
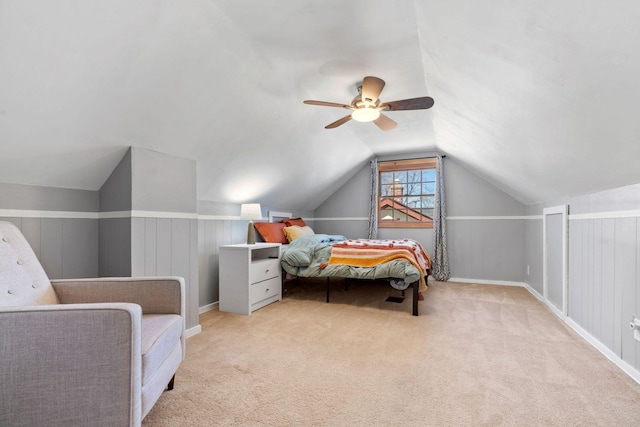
[327,239,431,291]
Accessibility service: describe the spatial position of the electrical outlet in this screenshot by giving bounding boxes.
[526,265,530,275]
[631,316,640,342]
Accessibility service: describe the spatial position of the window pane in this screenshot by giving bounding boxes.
[380,207,396,221]
[381,184,393,197]
[406,196,420,209]
[394,171,407,183]
[406,182,421,195]
[407,170,421,183]
[422,182,435,194]
[381,172,394,185]
[390,207,406,221]
[422,196,435,208]
[422,169,436,181]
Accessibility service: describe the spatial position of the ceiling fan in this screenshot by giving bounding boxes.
[303,76,434,131]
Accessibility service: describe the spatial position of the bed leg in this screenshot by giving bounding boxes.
[412,281,419,316]
[326,277,330,303]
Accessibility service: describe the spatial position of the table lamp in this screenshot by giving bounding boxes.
[240,203,262,244]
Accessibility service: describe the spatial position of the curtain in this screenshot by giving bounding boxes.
[367,158,379,239]
[432,154,450,281]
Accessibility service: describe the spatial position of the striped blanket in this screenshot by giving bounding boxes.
[327,239,431,291]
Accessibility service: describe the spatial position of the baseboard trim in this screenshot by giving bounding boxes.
[199,301,218,314]
[448,277,526,287]
[522,282,544,302]
[186,303,221,337]
[522,283,566,318]
[564,317,640,385]
[186,303,219,338]
[522,282,640,386]
[185,324,202,338]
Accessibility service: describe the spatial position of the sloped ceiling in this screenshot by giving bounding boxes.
[1,1,639,210]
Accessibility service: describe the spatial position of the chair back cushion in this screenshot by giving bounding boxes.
[0,221,58,306]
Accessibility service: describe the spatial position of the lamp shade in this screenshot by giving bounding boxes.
[240,203,262,220]
[240,203,262,244]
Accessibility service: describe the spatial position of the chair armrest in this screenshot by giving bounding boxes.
[51,276,184,316]
[0,303,142,427]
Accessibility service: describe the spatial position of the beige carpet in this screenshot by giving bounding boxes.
[143,279,640,426]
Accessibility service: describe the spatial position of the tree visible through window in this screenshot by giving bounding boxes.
[379,158,436,228]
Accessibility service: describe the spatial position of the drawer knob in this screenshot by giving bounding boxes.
[265,269,270,274]
[265,288,269,293]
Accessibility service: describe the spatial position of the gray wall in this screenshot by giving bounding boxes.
[131,218,199,330]
[0,182,99,212]
[446,159,526,282]
[99,149,132,212]
[0,217,98,279]
[0,183,99,279]
[198,217,246,308]
[98,218,131,277]
[313,153,527,282]
[525,217,543,295]
[99,150,132,277]
[127,148,199,329]
[545,213,564,310]
[131,147,197,213]
[525,182,640,374]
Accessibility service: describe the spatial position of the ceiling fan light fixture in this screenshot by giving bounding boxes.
[351,107,380,122]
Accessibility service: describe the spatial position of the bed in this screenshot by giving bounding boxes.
[254,212,431,316]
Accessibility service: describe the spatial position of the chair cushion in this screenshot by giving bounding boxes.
[141,314,182,385]
[0,222,58,306]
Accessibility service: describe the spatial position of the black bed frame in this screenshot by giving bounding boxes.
[313,276,426,316]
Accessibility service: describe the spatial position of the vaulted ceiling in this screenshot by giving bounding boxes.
[2,1,639,209]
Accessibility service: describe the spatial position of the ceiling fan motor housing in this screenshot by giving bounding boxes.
[351,93,380,109]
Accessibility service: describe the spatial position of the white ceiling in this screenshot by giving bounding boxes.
[2,1,639,209]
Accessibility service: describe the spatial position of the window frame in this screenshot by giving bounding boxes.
[378,157,436,229]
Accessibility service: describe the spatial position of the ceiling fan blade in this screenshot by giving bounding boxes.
[304,100,354,109]
[373,113,397,131]
[380,96,435,111]
[361,76,385,103]
[325,115,353,129]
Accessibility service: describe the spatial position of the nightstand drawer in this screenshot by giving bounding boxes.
[250,276,280,305]
[250,258,280,283]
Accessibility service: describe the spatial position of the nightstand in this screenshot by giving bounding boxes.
[219,243,282,315]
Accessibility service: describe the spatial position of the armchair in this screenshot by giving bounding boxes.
[0,221,185,427]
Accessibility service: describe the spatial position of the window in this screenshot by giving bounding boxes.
[378,158,436,228]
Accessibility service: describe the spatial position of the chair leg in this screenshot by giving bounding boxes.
[167,374,175,391]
